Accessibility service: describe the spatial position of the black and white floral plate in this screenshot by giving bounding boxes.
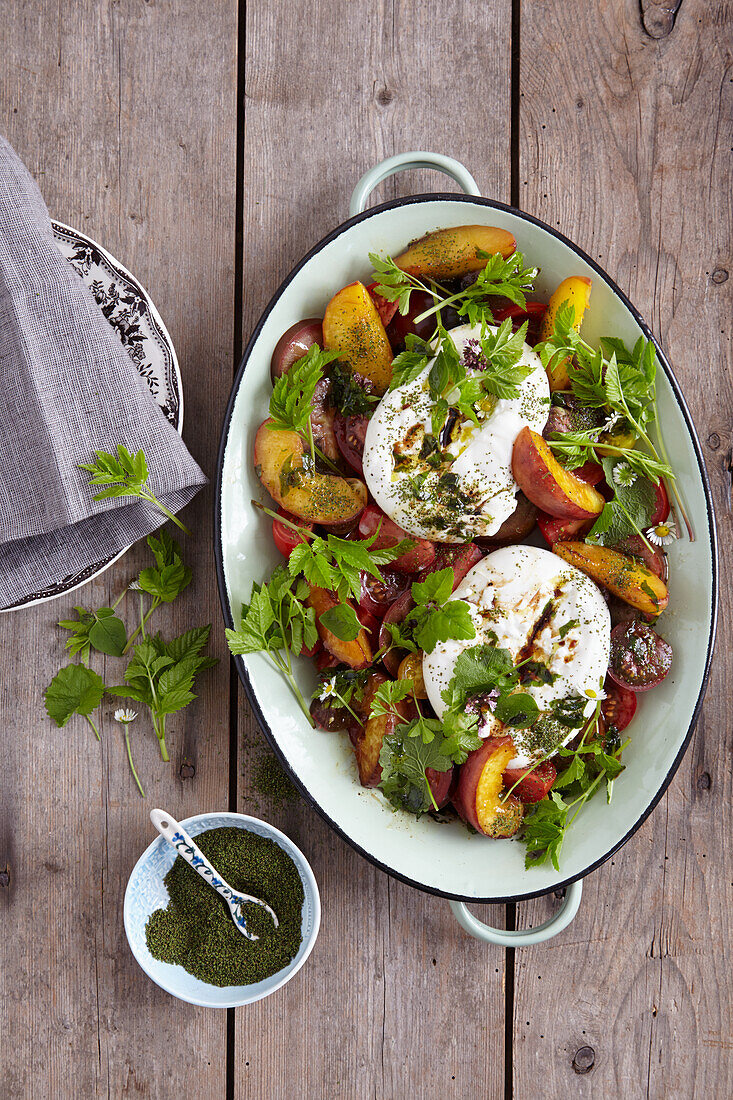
[2,221,183,612]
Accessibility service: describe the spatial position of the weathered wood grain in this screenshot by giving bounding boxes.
[0,1,237,1096]
[236,2,512,1097]
[514,2,732,1097]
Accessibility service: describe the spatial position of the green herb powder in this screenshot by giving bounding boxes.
[145,827,304,986]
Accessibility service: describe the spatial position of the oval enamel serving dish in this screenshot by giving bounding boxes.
[215,154,717,916]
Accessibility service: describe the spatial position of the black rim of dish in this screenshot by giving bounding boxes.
[214,193,719,905]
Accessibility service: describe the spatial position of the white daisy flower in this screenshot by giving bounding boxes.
[603,411,621,432]
[114,708,138,724]
[613,462,636,487]
[128,580,143,592]
[318,680,337,702]
[646,522,678,546]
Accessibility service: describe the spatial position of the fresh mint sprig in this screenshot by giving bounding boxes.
[78,445,191,534]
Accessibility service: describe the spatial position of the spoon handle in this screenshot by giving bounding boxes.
[150,808,242,908]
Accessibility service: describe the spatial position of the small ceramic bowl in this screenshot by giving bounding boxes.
[124,811,321,1008]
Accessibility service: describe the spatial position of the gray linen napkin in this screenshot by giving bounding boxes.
[0,135,207,608]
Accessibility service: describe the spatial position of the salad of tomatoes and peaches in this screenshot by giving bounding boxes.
[227,224,683,870]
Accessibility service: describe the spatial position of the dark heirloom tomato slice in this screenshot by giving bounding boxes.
[272,507,314,557]
[601,681,637,732]
[651,478,671,525]
[366,282,399,328]
[334,412,370,477]
[478,492,538,546]
[608,620,673,692]
[310,697,350,732]
[270,319,323,382]
[379,590,415,677]
[502,759,557,804]
[492,300,547,346]
[359,570,411,620]
[385,289,436,351]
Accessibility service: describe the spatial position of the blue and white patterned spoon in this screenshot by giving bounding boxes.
[149,809,279,942]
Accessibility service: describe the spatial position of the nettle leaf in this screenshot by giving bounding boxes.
[319,603,362,641]
[45,665,105,727]
[412,600,476,654]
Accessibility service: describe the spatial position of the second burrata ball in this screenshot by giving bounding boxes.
[362,323,550,542]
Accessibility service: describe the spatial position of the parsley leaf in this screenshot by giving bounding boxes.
[478,319,534,399]
[269,344,338,436]
[287,529,414,605]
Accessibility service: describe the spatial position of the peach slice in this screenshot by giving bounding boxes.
[394,225,516,280]
[351,671,408,786]
[539,276,592,391]
[254,419,367,524]
[455,737,524,838]
[322,281,394,395]
[306,586,373,670]
[512,427,605,519]
[552,542,669,617]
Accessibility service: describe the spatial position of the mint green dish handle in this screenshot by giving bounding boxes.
[448,879,583,946]
[349,151,481,217]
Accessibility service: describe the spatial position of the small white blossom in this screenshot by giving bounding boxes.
[128,580,143,592]
[646,522,678,546]
[114,708,138,724]
[613,462,636,487]
[317,680,338,702]
[603,411,621,432]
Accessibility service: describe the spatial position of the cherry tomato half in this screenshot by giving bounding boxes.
[608,620,673,692]
[601,681,637,732]
[272,507,313,557]
[537,513,592,546]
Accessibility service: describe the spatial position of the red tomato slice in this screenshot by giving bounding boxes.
[537,512,592,545]
[492,301,548,322]
[601,681,637,732]
[651,479,670,525]
[272,507,313,557]
[502,759,557,804]
[366,282,399,328]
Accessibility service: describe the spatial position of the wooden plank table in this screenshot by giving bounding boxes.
[1,1,730,1096]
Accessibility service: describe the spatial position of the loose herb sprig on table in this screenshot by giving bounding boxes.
[47,447,216,794]
[108,626,217,762]
[78,444,191,534]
